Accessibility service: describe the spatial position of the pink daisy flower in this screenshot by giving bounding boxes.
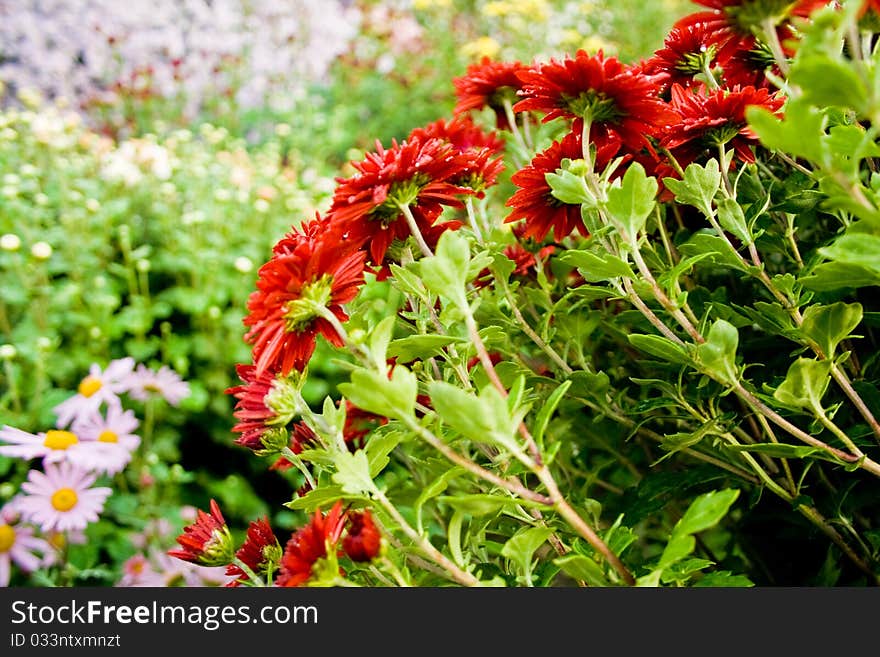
[0,425,108,471]
[116,554,167,587]
[14,462,112,534]
[125,364,190,406]
[53,357,136,428]
[0,504,52,587]
[71,403,141,475]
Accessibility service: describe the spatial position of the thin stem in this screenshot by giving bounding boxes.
[398,203,434,259]
[535,467,635,586]
[464,196,484,244]
[621,277,686,345]
[373,489,480,587]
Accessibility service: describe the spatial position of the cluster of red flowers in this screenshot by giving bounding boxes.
[208,0,854,587]
[169,499,382,587]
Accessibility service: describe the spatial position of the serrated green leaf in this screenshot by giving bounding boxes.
[716,197,752,245]
[663,159,721,217]
[365,430,403,477]
[285,485,352,512]
[746,100,826,164]
[419,230,471,309]
[338,366,417,419]
[799,261,880,291]
[331,449,375,496]
[605,162,657,239]
[790,54,869,117]
[546,169,593,205]
[693,571,754,587]
[428,381,522,453]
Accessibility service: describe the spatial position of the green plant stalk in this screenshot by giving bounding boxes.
[372,488,480,587]
[398,202,434,259]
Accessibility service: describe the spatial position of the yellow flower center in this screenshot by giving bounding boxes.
[48,532,66,550]
[97,430,118,443]
[78,375,103,397]
[0,524,15,552]
[43,430,79,450]
[50,487,78,512]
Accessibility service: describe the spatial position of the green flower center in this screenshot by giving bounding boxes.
[283,275,334,334]
[370,174,430,225]
[563,90,622,124]
[725,0,800,32]
[675,46,717,76]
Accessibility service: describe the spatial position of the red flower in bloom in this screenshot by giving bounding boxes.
[243,224,366,377]
[225,517,281,587]
[275,501,346,587]
[226,364,296,451]
[168,500,235,567]
[453,56,531,130]
[861,0,880,15]
[661,84,785,166]
[505,131,599,242]
[271,214,327,256]
[644,23,729,92]
[409,115,506,198]
[513,50,678,157]
[342,510,382,562]
[327,136,473,265]
[675,1,833,66]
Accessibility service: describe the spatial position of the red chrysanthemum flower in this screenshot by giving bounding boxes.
[644,23,730,91]
[225,517,282,587]
[861,0,880,15]
[243,224,366,377]
[661,83,785,166]
[453,56,531,130]
[226,364,299,451]
[326,136,473,265]
[504,131,596,242]
[342,510,382,563]
[275,501,346,587]
[674,1,833,67]
[409,115,507,198]
[513,50,678,157]
[271,214,328,256]
[168,500,235,567]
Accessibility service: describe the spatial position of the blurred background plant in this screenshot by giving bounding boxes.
[0,0,694,585]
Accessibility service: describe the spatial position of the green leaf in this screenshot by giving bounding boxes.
[818,233,880,275]
[365,430,403,477]
[501,526,555,574]
[604,162,658,239]
[387,334,467,362]
[545,169,593,205]
[790,54,869,117]
[532,380,572,446]
[694,319,739,386]
[419,230,471,309]
[746,100,826,164]
[676,489,740,536]
[800,301,863,358]
[772,358,833,411]
[726,443,826,459]
[799,261,880,291]
[368,315,397,372]
[678,233,749,272]
[693,571,754,587]
[437,493,547,516]
[428,381,522,454]
[338,366,417,419]
[388,263,429,301]
[663,159,721,217]
[628,334,692,366]
[716,198,752,246]
[658,534,696,570]
[284,485,348,511]
[331,449,375,496]
[553,554,610,587]
[556,249,634,281]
